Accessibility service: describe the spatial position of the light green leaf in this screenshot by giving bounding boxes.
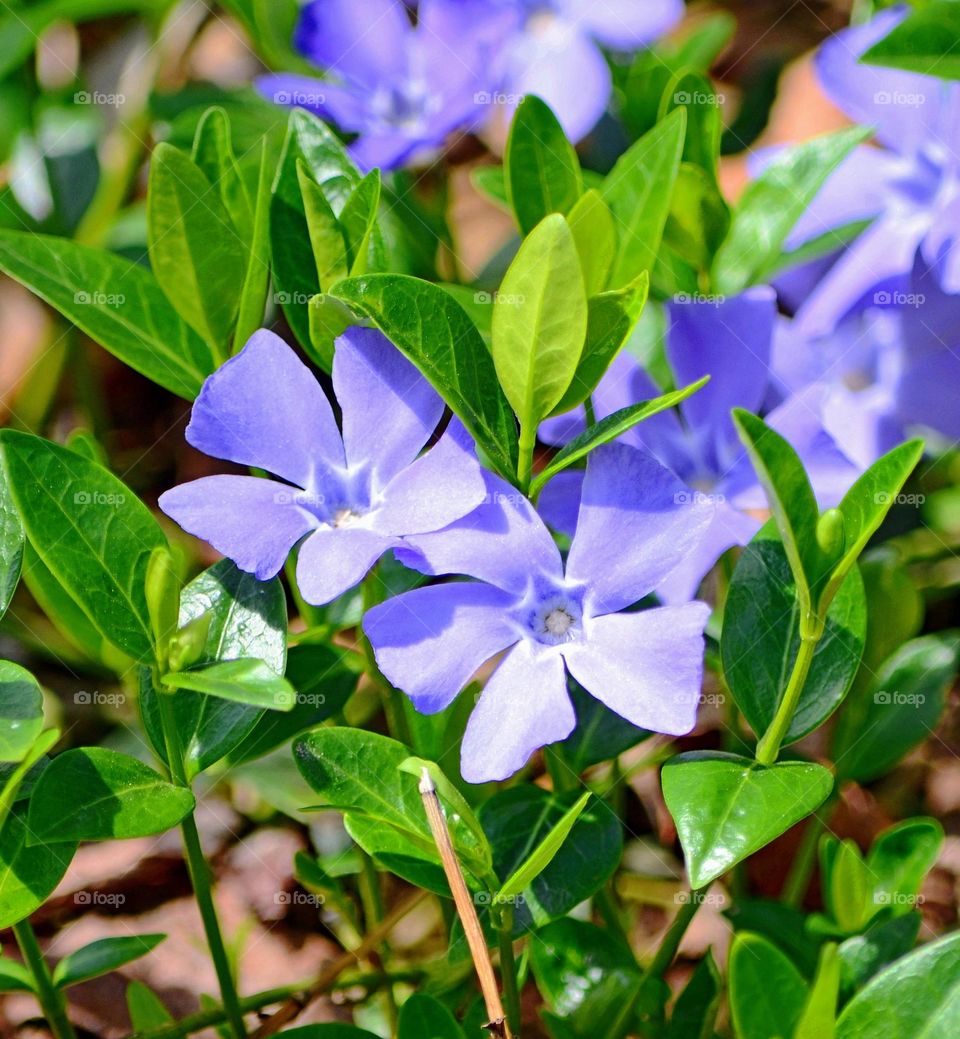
[163,657,296,711]
[729,932,807,1039]
[0,955,33,993]
[0,808,76,929]
[0,465,23,620]
[0,662,44,764]
[298,161,348,289]
[567,189,616,295]
[862,2,960,80]
[126,980,174,1030]
[339,169,382,275]
[53,935,165,989]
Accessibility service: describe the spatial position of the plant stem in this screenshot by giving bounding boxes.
[497,906,522,1038]
[13,920,77,1039]
[642,890,702,981]
[755,632,819,766]
[782,797,836,908]
[154,683,246,1039]
[517,423,536,493]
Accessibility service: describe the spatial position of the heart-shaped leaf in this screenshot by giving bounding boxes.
[662,751,833,888]
[728,932,808,1039]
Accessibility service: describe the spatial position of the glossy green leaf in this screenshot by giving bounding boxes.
[867,818,943,913]
[0,431,167,661]
[0,232,213,399]
[0,729,59,821]
[298,161,348,289]
[339,169,382,274]
[835,634,957,783]
[505,95,583,235]
[722,524,866,745]
[480,786,621,929]
[397,993,465,1039]
[0,662,43,764]
[659,70,723,179]
[532,378,707,498]
[141,560,288,779]
[27,748,195,842]
[822,838,872,933]
[331,274,518,481]
[191,106,253,241]
[295,728,494,889]
[0,955,33,993]
[837,914,920,1000]
[0,465,23,620]
[862,2,960,80]
[148,143,246,355]
[307,293,358,371]
[492,213,588,428]
[53,934,165,989]
[567,189,616,295]
[662,751,833,889]
[126,980,175,1030]
[0,808,76,929]
[234,139,273,351]
[601,108,686,288]
[547,273,649,417]
[728,932,807,1039]
[667,950,721,1039]
[530,918,641,1039]
[163,657,295,711]
[663,163,731,272]
[836,932,960,1038]
[725,898,824,977]
[713,126,870,294]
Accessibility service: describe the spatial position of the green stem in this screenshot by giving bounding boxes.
[642,890,702,981]
[518,423,537,493]
[13,920,77,1039]
[755,632,819,766]
[782,797,836,908]
[496,907,522,1037]
[583,396,597,427]
[154,683,246,1039]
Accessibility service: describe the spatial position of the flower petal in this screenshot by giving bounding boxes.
[295,527,395,606]
[537,469,583,538]
[566,444,713,614]
[563,604,710,734]
[372,423,486,535]
[364,581,518,714]
[397,471,564,593]
[186,329,344,488]
[558,0,682,49]
[159,476,314,580]
[333,328,444,487]
[461,640,574,783]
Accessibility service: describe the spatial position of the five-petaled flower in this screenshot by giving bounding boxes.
[160,328,485,605]
[364,443,712,783]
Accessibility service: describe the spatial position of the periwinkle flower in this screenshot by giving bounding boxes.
[160,328,485,605]
[776,6,960,334]
[539,289,861,603]
[256,0,512,170]
[364,443,711,783]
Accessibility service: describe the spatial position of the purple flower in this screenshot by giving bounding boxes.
[773,6,960,335]
[491,0,684,141]
[539,290,862,603]
[159,328,485,605]
[256,0,513,170]
[364,443,711,783]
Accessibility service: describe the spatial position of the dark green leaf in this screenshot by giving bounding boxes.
[0,430,167,661]
[0,662,43,764]
[330,274,518,481]
[0,464,23,619]
[0,955,33,993]
[667,951,721,1039]
[27,748,195,842]
[728,931,808,1039]
[559,682,652,773]
[837,914,920,1000]
[867,818,943,912]
[505,95,582,235]
[0,232,213,399]
[0,808,76,929]
[398,993,466,1039]
[662,751,833,888]
[862,3,960,79]
[53,935,165,989]
[659,71,723,180]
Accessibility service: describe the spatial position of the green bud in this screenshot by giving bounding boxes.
[815,508,845,565]
[166,612,213,674]
[145,547,181,661]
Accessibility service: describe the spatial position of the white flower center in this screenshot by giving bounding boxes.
[544,607,575,637]
[332,507,362,528]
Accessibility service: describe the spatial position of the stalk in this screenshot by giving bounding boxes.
[755,632,819,766]
[12,920,77,1039]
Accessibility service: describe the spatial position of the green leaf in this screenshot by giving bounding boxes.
[663,163,731,273]
[276,1027,382,1039]
[163,658,296,711]
[471,165,510,209]
[492,213,588,428]
[141,559,288,779]
[126,980,174,1030]
[547,273,649,417]
[398,993,466,1039]
[0,232,214,399]
[27,748,195,842]
[295,728,494,890]
[0,464,23,620]
[837,914,920,999]
[712,126,870,294]
[722,524,866,745]
[498,791,591,902]
[339,169,382,275]
[835,634,957,783]
[148,143,247,356]
[559,682,652,773]
[530,918,642,1039]
[0,729,59,820]
[0,662,43,764]
[567,190,616,295]
[662,751,833,889]
[728,932,807,1039]
[480,786,621,929]
[532,378,707,498]
[659,71,723,180]
[505,95,583,235]
[0,955,33,993]
[0,808,76,929]
[667,951,721,1039]
[271,110,360,347]
[601,108,687,289]
[836,932,960,1038]
[53,935,165,989]
[862,2,960,80]
[330,274,518,481]
[822,838,872,933]
[867,818,943,914]
[307,293,358,372]
[191,106,253,241]
[234,139,273,351]
[298,161,349,289]
[0,431,167,661]
[398,757,489,862]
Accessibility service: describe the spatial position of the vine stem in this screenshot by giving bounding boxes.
[517,423,536,493]
[496,906,523,1038]
[755,632,819,766]
[642,889,703,981]
[782,796,836,907]
[154,680,246,1039]
[12,920,77,1039]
